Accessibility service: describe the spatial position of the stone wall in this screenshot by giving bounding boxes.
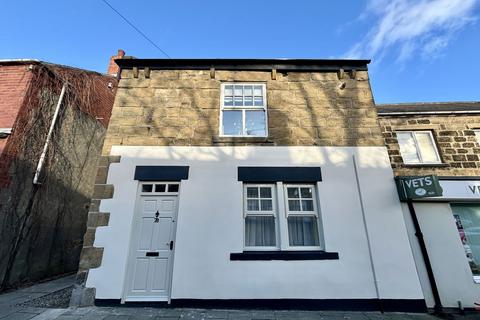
[378,114,480,177]
[102,69,383,154]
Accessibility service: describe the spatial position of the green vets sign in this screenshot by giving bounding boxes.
[396,175,443,200]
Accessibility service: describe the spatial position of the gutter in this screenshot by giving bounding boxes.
[378,110,480,116]
[33,83,67,185]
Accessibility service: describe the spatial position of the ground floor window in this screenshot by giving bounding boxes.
[243,183,322,250]
[451,203,480,282]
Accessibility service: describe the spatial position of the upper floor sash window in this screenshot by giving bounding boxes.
[220,83,267,137]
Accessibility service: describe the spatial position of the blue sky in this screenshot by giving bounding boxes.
[1,0,479,103]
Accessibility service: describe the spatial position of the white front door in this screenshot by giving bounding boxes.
[124,195,178,301]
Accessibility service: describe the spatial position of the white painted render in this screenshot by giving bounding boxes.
[402,201,480,308]
[86,146,424,301]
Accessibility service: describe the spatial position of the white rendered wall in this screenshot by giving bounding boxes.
[403,202,480,308]
[86,146,424,301]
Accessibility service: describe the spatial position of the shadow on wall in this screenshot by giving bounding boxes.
[0,98,107,291]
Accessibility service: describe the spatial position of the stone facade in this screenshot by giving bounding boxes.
[102,68,383,154]
[377,109,480,177]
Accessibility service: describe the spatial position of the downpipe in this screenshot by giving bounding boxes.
[33,83,67,185]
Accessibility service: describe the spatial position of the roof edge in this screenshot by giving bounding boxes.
[0,59,115,78]
[114,58,370,71]
[377,101,480,115]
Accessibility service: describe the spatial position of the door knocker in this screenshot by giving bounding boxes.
[154,210,159,223]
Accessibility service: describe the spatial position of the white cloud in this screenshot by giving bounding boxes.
[345,0,478,61]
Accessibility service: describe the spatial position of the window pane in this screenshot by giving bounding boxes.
[142,184,153,192]
[260,199,273,211]
[415,132,440,163]
[234,85,243,96]
[300,187,313,198]
[245,216,276,247]
[288,216,320,246]
[155,184,166,192]
[287,188,300,198]
[244,96,253,106]
[245,110,266,136]
[259,187,272,198]
[397,132,420,164]
[301,200,314,211]
[452,204,480,278]
[247,199,259,211]
[254,96,264,106]
[224,96,233,106]
[224,85,233,96]
[168,184,179,192]
[288,200,301,211]
[247,187,258,198]
[244,85,253,96]
[253,85,263,96]
[222,110,242,135]
[234,96,243,106]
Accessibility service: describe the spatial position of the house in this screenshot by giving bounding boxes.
[377,102,480,311]
[71,58,426,311]
[0,59,117,291]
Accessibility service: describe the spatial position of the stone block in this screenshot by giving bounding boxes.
[82,228,96,247]
[70,285,95,307]
[215,70,270,81]
[79,247,104,270]
[310,72,339,81]
[92,184,114,199]
[95,166,108,184]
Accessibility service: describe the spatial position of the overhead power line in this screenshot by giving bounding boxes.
[100,0,171,58]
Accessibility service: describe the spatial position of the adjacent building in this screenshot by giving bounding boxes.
[0,59,117,290]
[377,102,480,311]
[72,58,426,311]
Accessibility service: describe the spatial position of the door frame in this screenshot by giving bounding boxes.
[121,181,181,303]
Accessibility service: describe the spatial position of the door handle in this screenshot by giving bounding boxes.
[170,241,174,250]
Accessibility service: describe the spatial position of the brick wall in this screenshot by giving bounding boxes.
[0,64,32,154]
[102,69,383,154]
[378,114,480,176]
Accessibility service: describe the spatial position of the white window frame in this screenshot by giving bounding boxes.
[242,183,324,251]
[243,184,279,251]
[219,83,268,137]
[396,130,442,165]
[283,184,322,251]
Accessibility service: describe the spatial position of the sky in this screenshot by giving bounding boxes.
[1,0,479,103]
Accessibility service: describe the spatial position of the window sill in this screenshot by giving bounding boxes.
[401,163,449,168]
[230,250,339,261]
[212,136,275,145]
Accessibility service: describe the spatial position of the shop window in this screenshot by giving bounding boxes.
[396,131,441,164]
[220,83,267,137]
[452,204,480,283]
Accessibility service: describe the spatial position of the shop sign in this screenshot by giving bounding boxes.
[438,180,480,200]
[396,175,443,200]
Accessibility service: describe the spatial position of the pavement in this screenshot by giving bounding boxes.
[0,275,479,320]
[0,275,75,320]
